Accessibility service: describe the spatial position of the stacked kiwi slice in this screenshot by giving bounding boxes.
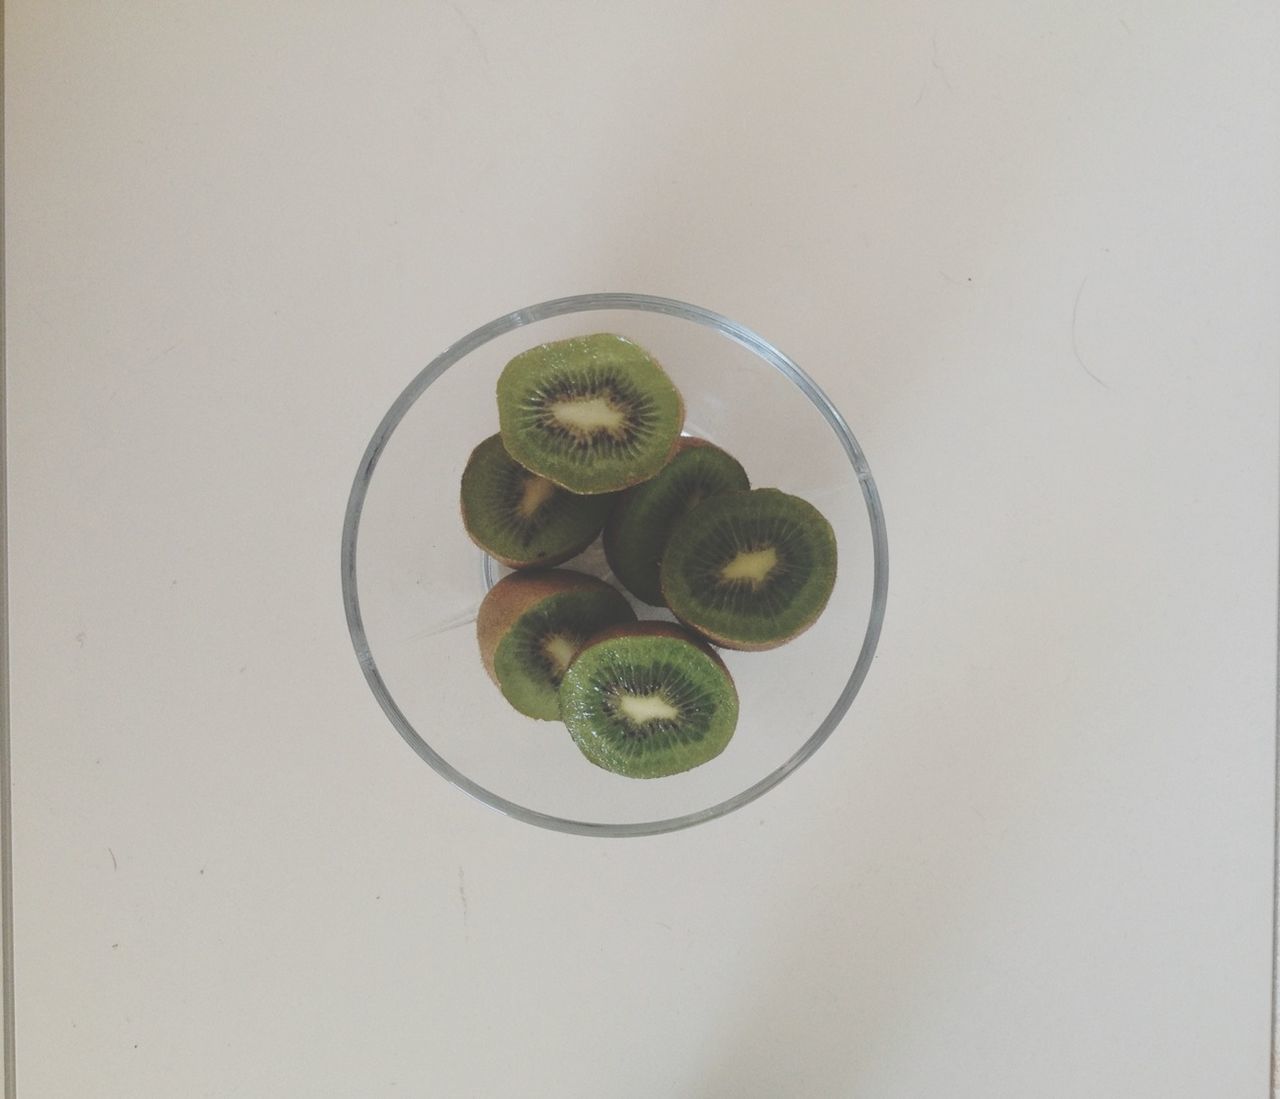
[461,332,837,779]
[477,570,637,719]
[560,623,739,779]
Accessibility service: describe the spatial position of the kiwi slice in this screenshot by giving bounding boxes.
[559,622,739,778]
[496,333,685,495]
[661,488,837,651]
[477,570,636,720]
[603,437,750,606]
[461,434,614,569]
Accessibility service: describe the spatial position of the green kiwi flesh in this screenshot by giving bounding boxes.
[461,434,614,568]
[496,333,685,494]
[603,437,749,606]
[477,570,636,720]
[559,622,739,778]
[660,488,837,651]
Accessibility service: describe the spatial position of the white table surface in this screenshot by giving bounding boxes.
[6,3,1278,1096]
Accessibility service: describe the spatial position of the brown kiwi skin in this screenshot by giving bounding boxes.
[458,439,601,570]
[476,569,623,685]
[669,436,715,455]
[663,612,809,653]
[567,619,733,678]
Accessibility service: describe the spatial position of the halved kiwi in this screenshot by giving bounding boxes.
[461,434,614,569]
[559,621,739,778]
[496,333,685,495]
[660,488,837,651]
[603,437,750,606]
[477,570,636,720]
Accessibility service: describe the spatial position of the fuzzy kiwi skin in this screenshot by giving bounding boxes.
[476,569,629,686]
[459,436,610,570]
[662,594,783,653]
[663,582,834,653]
[659,489,837,652]
[566,619,731,677]
[667,613,777,653]
[602,437,748,606]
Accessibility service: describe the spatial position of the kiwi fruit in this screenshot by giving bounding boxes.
[559,622,739,778]
[660,488,837,651]
[603,437,750,606]
[477,569,637,720]
[461,434,614,569]
[496,333,685,495]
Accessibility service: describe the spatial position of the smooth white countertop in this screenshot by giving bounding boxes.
[6,3,1278,1096]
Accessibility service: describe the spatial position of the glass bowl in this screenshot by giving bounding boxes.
[341,293,888,836]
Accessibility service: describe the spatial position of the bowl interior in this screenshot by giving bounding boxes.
[344,296,886,834]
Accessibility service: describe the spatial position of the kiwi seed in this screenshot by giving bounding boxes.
[496,333,685,495]
[660,488,837,651]
[461,434,613,569]
[476,569,637,720]
[559,621,739,778]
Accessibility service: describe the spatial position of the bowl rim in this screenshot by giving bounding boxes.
[341,292,889,836]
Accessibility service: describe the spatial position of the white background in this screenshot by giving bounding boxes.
[6,2,1278,1096]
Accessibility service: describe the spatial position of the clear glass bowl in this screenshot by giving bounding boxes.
[341,294,888,835]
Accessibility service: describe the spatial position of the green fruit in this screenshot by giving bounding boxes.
[661,488,837,651]
[477,570,636,720]
[496,333,685,495]
[603,437,749,606]
[461,434,613,569]
[559,622,739,778]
